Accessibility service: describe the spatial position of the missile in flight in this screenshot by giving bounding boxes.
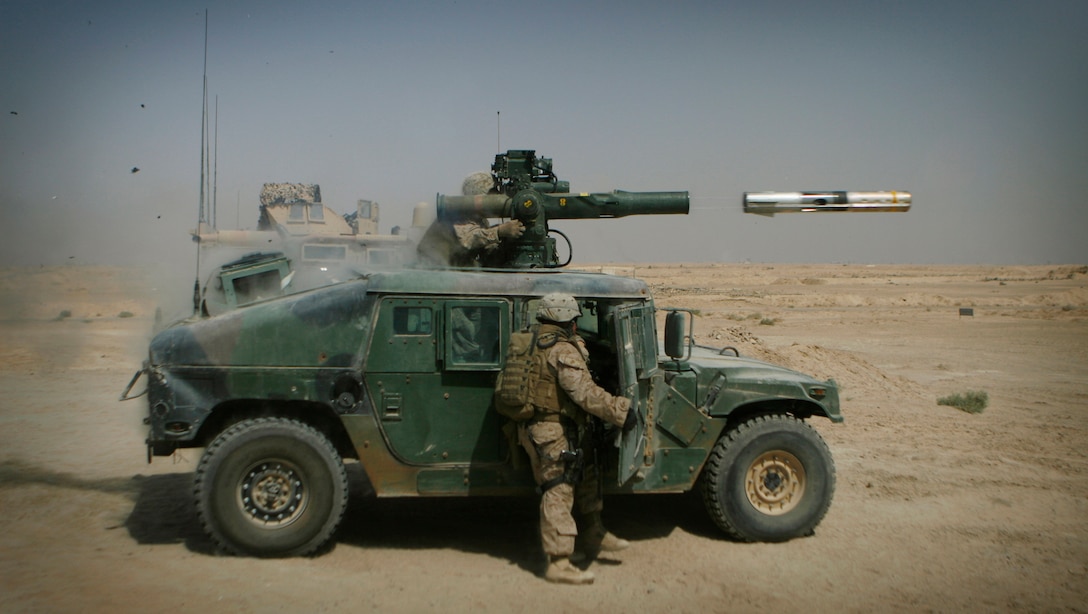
[744,191,911,216]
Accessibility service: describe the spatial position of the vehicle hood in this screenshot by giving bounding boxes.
[685,345,831,385]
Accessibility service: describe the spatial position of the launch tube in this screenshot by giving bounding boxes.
[438,190,690,221]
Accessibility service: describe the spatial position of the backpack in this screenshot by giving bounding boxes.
[493,330,540,421]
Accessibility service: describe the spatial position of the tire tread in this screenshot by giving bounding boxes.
[194,417,348,557]
[701,413,835,542]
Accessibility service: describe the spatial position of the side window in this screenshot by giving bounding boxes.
[230,269,283,306]
[288,203,305,222]
[575,300,600,337]
[302,244,348,262]
[445,301,508,370]
[394,306,432,335]
[370,298,438,373]
[615,303,659,380]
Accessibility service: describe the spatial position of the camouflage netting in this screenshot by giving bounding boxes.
[260,183,322,206]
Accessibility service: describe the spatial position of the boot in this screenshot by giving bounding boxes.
[544,555,595,585]
[574,513,630,561]
[596,531,631,552]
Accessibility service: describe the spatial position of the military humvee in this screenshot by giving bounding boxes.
[125,150,909,557]
[131,266,839,557]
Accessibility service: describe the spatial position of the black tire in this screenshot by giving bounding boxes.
[194,417,348,557]
[702,414,835,542]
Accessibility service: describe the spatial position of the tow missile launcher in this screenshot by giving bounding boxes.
[436,150,689,268]
[434,151,910,267]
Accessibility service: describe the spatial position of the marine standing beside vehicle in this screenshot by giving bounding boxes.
[516,293,636,584]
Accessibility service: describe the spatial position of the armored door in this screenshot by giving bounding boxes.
[612,302,656,485]
[364,296,510,465]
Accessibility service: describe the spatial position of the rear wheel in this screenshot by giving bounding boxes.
[702,414,835,542]
[195,417,348,557]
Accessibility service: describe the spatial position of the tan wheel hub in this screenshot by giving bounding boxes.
[239,461,307,526]
[745,450,805,515]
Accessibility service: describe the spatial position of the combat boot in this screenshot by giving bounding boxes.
[579,513,630,556]
[544,555,595,585]
[596,531,630,552]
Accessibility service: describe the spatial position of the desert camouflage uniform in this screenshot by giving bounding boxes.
[416,172,523,267]
[517,324,630,559]
[416,213,510,267]
[452,219,504,253]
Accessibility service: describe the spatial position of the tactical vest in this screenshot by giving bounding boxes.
[493,324,581,423]
[530,326,583,423]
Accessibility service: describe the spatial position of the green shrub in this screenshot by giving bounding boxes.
[937,390,989,414]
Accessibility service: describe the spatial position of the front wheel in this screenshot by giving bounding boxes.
[194,417,348,557]
[702,414,835,542]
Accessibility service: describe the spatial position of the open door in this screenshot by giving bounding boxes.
[612,302,658,485]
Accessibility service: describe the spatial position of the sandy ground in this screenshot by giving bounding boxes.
[1,263,1086,612]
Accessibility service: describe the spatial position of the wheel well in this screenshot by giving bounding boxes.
[723,399,827,430]
[193,400,358,461]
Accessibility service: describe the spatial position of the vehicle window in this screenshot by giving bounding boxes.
[450,305,500,365]
[288,203,305,222]
[302,244,347,261]
[393,306,432,335]
[577,300,600,336]
[231,270,282,305]
[522,299,541,331]
[369,249,396,265]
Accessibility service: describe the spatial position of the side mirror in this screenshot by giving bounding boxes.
[664,310,687,360]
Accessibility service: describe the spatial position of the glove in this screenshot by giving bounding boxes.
[622,407,637,433]
[496,220,525,240]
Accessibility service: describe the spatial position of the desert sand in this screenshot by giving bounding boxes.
[1,263,1085,612]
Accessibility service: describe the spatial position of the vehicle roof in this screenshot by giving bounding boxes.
[359,267,651,300]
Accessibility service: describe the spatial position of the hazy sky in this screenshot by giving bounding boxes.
[2,0,1086,268]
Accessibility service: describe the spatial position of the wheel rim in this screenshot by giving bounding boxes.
[744,450,806,516]
[238,460,308,526]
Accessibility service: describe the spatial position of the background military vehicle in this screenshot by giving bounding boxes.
[125,150,907,556]
[193,183,418,316]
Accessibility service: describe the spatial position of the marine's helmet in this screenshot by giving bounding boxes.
[462,171,495,196]
[536,293,581,323]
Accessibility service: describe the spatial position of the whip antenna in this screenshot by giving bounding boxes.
[192,9,209,314]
